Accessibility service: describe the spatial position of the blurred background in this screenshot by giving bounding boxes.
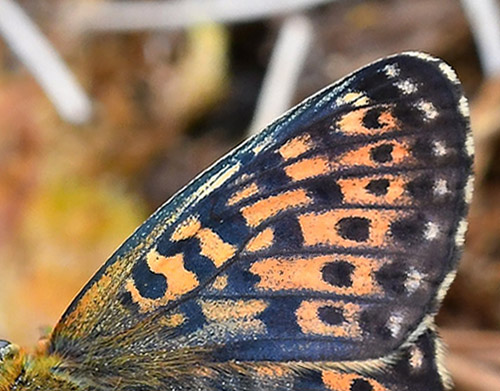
[0,0,499,389]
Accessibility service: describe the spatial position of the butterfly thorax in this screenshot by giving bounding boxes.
[0,343,82,391]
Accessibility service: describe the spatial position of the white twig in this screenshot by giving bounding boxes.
[460,0,500,78]
[0,0,92,124]
[67,0,333,33]
[249,14,314,136]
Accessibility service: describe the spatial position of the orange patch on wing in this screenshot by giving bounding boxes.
[228,182,259,206]
[172,217,236,267]
[279,134,313,160]
[336,106,398,136]
[159,313,186,328]
[147,251,199,296]
[250,255,382,296]
[338,175,409,205]
[284,156,330,181]
[299,208,403,248]
[210,274,228,290]
[242,189,311,227]
[199,299,268,322]
[171,215,201,241]
[55,260,125,337]
[338,140,410,168]
[125,251,199,312]
[197,228,237,267]
[296,300,361,338]
[254,364,293,378]
[245,227,274,252]
[322,371,387,391]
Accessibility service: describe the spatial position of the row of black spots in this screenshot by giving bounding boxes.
[334,214,427,247]
[305,172,448,207]
[358,102,430,139]
[368,133,462,168]
[348,379,377,391]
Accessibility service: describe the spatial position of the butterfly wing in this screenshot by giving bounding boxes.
[49,52,472,391]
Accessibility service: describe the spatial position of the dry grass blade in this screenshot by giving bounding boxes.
[460,0,500,78]
[249,14,313,136]
[0,0,92,124]
[66,0,335,32]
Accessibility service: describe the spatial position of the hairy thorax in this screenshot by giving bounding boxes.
[0,343,81,391]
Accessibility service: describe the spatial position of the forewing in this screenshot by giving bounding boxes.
[49,52,472,390]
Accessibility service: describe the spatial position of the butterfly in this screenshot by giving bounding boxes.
[0,52,473,391]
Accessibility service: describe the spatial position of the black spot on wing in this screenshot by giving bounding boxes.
[359,307,392,341]
[411,138,435,162]
[321,261,355,288]
[390,217,425,244]
[318,306,345,326]
[365,179,389,196]
[351,378,373,391]
[183,241,218,281]
[131,260,167,300]
[336,217,370,242]
[305,177,344,205]
[362,107,385,130]
[375,260,407,295]
[259,297,302,335]
[392,103,424,129]
[252,152,290,190]
[370,144,394,163]
[406,175,434,200]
